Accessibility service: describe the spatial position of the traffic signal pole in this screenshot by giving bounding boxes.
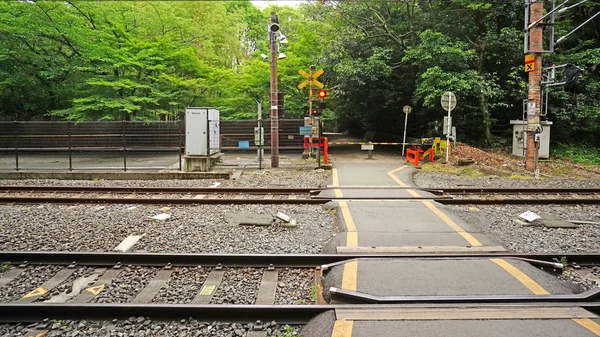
[526,1,543,172]
[269,12,279,168]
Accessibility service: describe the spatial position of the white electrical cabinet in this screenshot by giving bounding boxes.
[185,107,220,156]
[510,120,552,158]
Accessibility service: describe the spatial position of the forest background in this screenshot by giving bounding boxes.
[0,0,599,150]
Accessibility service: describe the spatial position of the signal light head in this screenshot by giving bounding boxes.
[317,89,327,99]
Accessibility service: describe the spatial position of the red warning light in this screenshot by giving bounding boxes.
[317,89,327,99]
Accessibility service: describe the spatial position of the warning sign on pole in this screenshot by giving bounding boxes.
[524,54,535,72]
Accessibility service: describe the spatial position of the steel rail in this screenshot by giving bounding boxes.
[431,187,600,195]
[0,186,317,194]
[0,196,329,205]
[313,196,600,205]
[437,198,600,205]
[2,251,599,267]
[329,288,600,305]
[1,302,600,323]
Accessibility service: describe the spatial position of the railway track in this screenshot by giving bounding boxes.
[0,185,599,205]
[1,252,600,324]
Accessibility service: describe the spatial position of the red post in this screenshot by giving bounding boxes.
[323,137,329,165]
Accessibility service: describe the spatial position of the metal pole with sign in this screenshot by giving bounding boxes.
[440,91,456,163]
[401,105,412,156]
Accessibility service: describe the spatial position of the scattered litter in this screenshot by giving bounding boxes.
[93,206,105,211]
[281,219,298,228]
[126,206,137,211]
[276,211,291,223]
[518,211,541,222]
[160,207,171,211]
[211,182,222,188]
[149,213,171,221]
[315,169,325,173]
[469,207,479,212]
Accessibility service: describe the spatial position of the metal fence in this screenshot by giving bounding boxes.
[0,121,183,171]
[0,119,305,171]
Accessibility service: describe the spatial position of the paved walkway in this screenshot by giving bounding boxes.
[307,161,600,337]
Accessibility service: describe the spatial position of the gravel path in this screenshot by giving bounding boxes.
[0,203,336,254]
[275,268,315,305]
[0,319,296,336]
[91,266,159,303]
[152,266,209,304]
[210,268,261,305]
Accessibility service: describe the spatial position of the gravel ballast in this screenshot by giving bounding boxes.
[151,266,209,304]
[0,203,336,254]
[275,268,315,305]
[91,266,159,303]
[210,268,261,305]
[415,172,600,254]
[0,318,298,337]
[0,265,63,302]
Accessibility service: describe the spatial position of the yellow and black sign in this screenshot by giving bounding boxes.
[525,54,535,72]
[298,68,324,89]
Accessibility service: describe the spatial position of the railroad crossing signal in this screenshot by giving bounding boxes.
[317,89,327,99]
[525,54,535,72]
[298,68,324,89]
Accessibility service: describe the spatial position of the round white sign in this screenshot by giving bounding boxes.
[403,105,412,114]
[441,91,457,111]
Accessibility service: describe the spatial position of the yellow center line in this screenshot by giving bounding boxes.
[331,319,354,337]
[387,166,482,246]
[489,258,550,295]
[332,169,357,240]
[573,318,600,336]
[341,260,358,291]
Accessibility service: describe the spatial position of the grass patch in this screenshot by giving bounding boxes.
[418,162,485,177]
[553,144,600,165]
[280,325,299,337]
[507,173,535,180]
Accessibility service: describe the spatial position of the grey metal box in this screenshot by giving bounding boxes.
[185,107,220,156]
[510,120,552,158]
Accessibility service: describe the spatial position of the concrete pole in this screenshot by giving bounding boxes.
[526,0,543,171]
[269,13,279,168]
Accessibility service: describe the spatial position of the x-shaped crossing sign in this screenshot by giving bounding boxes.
[298,68,324,89]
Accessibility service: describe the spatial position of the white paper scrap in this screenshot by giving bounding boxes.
[276,211,291,223]
[126,206,137,211]
[518,211,541,222]
[150,213,171,221]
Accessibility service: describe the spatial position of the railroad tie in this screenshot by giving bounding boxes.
[18,268,77,303]
[0,267,26,289]
[131,269,174,304]
[191,268,225,304]
[255,269,278,305]
[71,268,121,304]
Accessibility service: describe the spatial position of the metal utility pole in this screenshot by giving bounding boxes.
[526,0,544,172]
[269,12,280,168]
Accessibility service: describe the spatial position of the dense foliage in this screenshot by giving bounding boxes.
[0,0,598,146]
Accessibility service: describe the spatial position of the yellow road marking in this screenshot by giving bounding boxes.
[331,319,353,337]
[22,287,47,299]
[387,166,482,246]
[573,318,600,336]
[422,201,482,246]
[490,258,550,295]
[341,260,358,291]
[332,169,357,239]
